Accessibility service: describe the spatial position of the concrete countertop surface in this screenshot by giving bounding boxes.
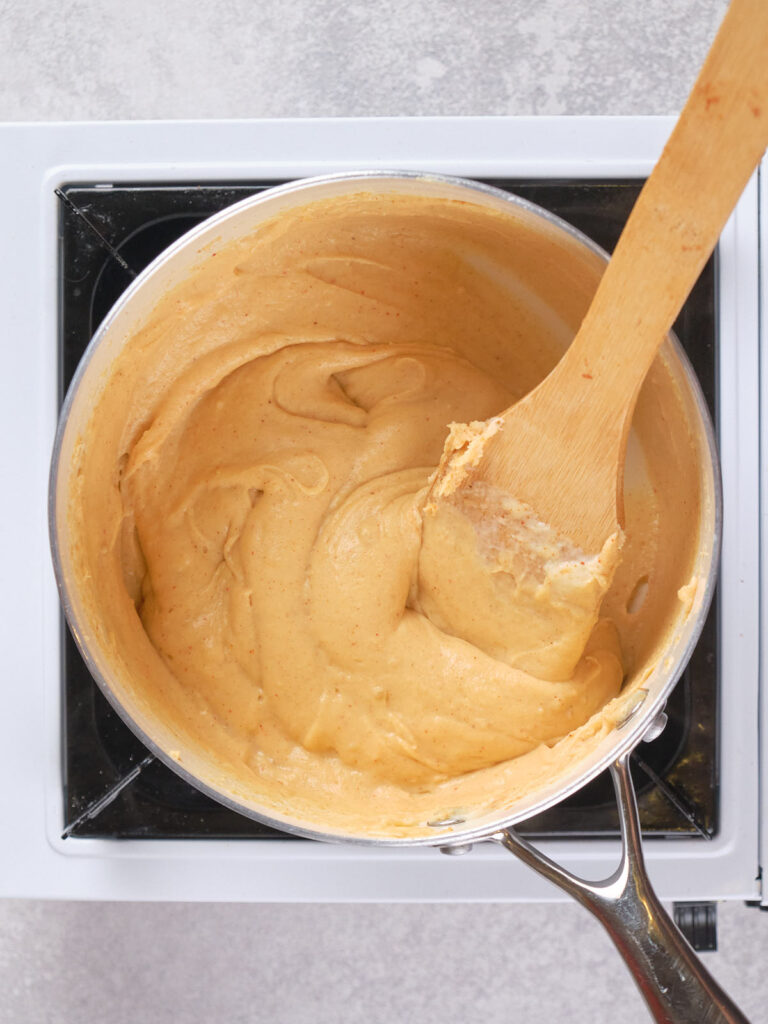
[2,1,766,1022]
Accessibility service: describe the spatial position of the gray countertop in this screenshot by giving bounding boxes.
[0,0,729,120]
[1,900,766,1023]
[2,1,766,1022]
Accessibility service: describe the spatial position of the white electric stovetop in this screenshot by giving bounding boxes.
[0,117,763,903]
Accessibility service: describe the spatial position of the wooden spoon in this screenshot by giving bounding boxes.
[448,0,768,555]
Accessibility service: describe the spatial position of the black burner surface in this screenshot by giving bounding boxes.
[58,180,718,839]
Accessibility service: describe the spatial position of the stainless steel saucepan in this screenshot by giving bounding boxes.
[50,173,744,1023]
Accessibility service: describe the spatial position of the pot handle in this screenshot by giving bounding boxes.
[495,754,749,1023]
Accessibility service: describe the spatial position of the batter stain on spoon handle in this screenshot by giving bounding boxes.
[445,0,768,557]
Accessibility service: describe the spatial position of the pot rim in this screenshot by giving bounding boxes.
[49,170,723,847]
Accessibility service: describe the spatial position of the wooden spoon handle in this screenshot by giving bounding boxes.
[474,0,768,554]
[558,0,768,413]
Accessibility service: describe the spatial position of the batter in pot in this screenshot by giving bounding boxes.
[69,190,704,834]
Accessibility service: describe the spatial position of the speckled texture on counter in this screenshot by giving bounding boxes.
[2,1,766,1022]
[0,900,767,1024]
[0,0,728,119]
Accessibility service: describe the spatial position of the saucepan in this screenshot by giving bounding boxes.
[49,172,742,1022]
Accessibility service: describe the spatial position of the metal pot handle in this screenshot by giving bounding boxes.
[494,754,749,1023]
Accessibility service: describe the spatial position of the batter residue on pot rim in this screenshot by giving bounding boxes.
[66,191,707,837]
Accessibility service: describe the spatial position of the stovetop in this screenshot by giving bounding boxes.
[0,116,758,902]
[58,178,719,841]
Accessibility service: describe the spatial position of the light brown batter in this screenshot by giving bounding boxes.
[419,421,624,681]
[67,190,706,837]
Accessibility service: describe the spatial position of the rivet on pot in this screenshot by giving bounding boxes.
[642,707,668,742]
[427,814,466,828]
[440,843,474,856]
[615,688,649,729]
